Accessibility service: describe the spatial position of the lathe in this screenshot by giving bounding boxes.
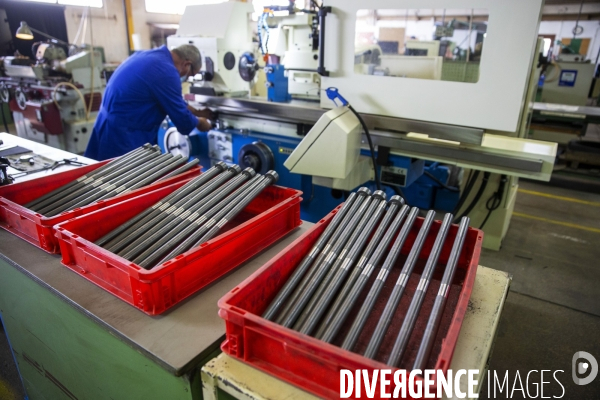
[0,37,105,154]
[159,0,556,250]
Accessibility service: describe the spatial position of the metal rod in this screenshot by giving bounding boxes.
[262,192,359,321]
[341,207,420,352]
[292,192,385,331]
[362,210,436,359]
[120,168,254,260]
[34,145,159,210]
[412,217,470,371]
[95,162,227,248]
[120,155,187,192]
[157,158,200,181]
[30,146,157,212]
[316,197,405,341]
[274,188,372,325]
[297,191,388,335]
[44,154,174,216]
[25,145,151,209]
[184,171,279,251]
[278,192,374,328]
[107,165,240,253]
[36,150,162,215]
[387,213,453,367]
[135,174,265,269]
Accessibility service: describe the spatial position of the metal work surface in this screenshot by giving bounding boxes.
[532,102,600,119]
[201,266,511,400]
[0,223,311,376]
[0,132,96,182]
[189,95,485,145]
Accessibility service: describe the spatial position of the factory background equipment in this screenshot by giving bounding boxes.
[158,0,556,251]
[166,2,256,97]
[0,21,106,154]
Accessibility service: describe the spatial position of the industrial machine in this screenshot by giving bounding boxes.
[0,39,105,154]
[160,0,556,251]
[166,2,257,97]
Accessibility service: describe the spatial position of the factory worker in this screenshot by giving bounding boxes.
[84,44,213,160]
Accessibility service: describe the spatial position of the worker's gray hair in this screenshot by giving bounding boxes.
[172,44,202,72]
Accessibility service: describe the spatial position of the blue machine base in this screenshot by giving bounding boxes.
[158,124,460,222]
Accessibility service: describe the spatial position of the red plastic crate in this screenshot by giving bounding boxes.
[218,206,483,399]
[54,183,302,315]
[0,161,200,254]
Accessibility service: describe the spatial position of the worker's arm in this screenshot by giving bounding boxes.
[150,70,207,135]
[187,105,215,132]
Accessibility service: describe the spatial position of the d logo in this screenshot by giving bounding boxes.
[572,351,598,386]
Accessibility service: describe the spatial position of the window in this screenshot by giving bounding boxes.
[145,0,228,15]
[17,0,103,6]
[355,8,489,83]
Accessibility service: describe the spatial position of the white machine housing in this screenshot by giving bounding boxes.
[168,2,255,96]
[267,14,321,99]
[284,106,363,180]
[321,0,545,133]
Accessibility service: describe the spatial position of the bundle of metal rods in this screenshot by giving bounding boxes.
[94,162,279,270]
[25,144,200,217]
[262,186,470,368]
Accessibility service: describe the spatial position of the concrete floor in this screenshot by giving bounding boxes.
[0,180,599,399]
[478,180,600,399]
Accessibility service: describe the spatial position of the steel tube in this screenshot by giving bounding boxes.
[120,168,254,260]
[341,206,420,352]
[135,174,264,269]
[274,188,372,325]
[278,192,374,329]
[412,217,470,371]
[316,198,406,341]
[362,210,436,359]
[386,213,453,367]
[95,162,227,248]
[44,154,174,216]
[262,192,359,321]
[157,171,279,266]
[107,165,240,253]
[25,145,152,209]
[297,191,388,335]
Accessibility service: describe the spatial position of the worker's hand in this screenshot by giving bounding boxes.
[197,118,214,132]
[188,105,216,120]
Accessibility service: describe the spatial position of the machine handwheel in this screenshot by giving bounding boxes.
[0,83,9,103]
[15,88,27,110]
[238,141,274,175]
[238,52,259,82]
[164,127,192,159]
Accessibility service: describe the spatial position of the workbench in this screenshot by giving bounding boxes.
[0,225,313,400]
[0,134,512,400]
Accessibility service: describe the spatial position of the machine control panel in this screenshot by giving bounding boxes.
[208,131,233,164]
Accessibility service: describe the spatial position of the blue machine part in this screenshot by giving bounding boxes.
[157,121,459,221]
[265,64,291,103]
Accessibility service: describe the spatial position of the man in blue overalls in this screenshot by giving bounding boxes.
[85,44,212,160]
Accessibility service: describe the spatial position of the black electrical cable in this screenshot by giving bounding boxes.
[0,103,9,133]
[479,174,507,229]
[424,171,459,192]
[451,170,479,215]
[453,172,490,224]
[348,105,381,191]
[311,0,321,9]
[385,184,407,205]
